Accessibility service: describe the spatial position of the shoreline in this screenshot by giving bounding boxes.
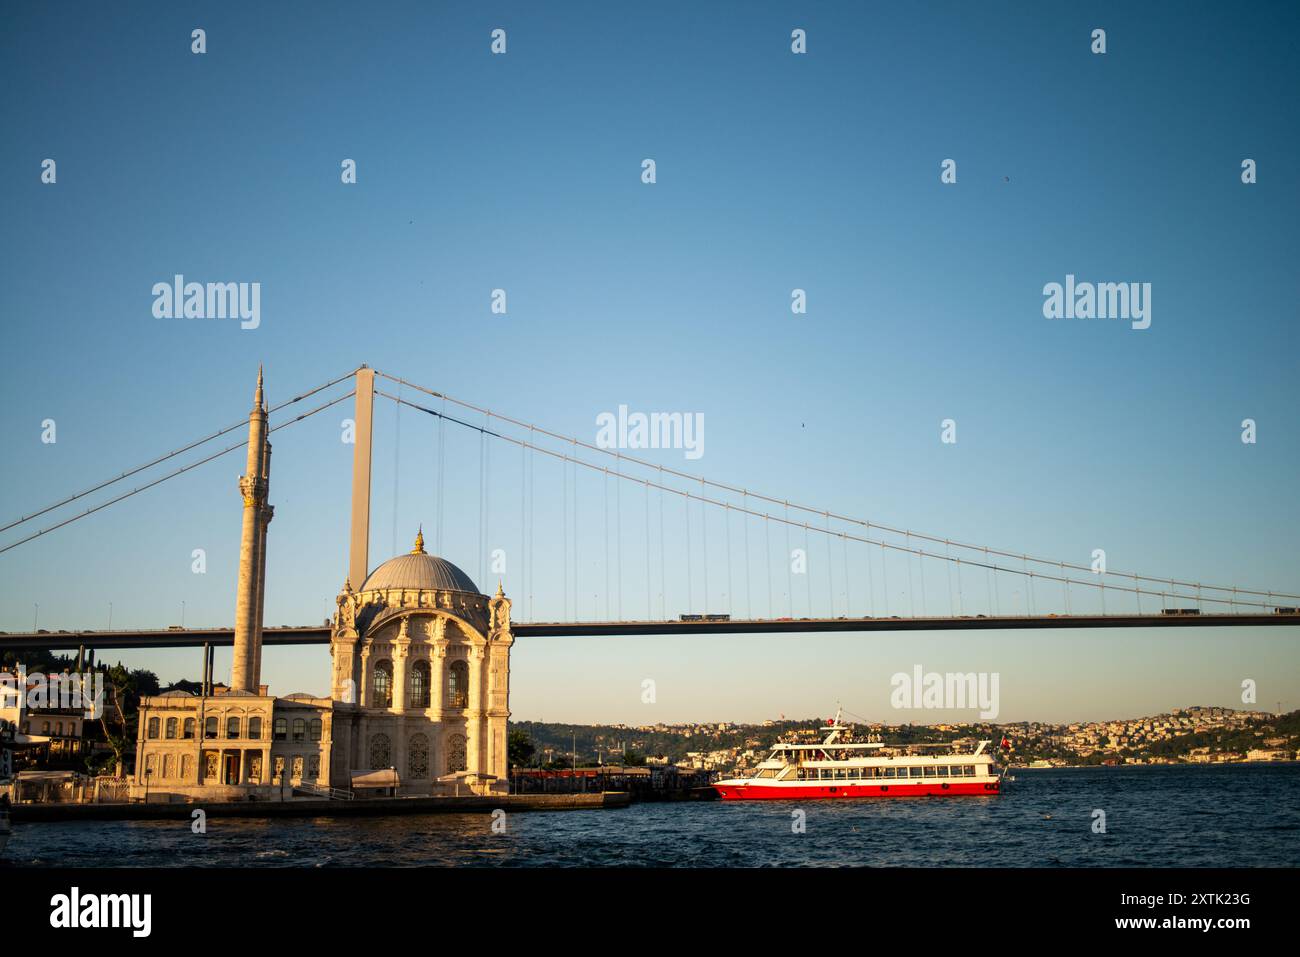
[8,790,630,824]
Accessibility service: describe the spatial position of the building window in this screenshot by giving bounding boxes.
[409,660,430,708]
[146,717,159,739]
[250,753,263,783]
[293,718,305,742]
[204,751,218,780]
[183,718,195,739]
[448,660,469,709]
[292,755,304,781]
[307,754,320,780]
[162,754,172,780]
[370,733,391,769]
[248,717,262,740]
[165,717,177,739]
[373,659,393,708]
[310,718,322,742]
[409,732,429,779]
[273,717,287,741]
[446,733,467,774]
[226,716,240,739]
[204,717,218,739]
[181,754,193,780]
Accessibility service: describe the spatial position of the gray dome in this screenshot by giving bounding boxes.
[360,552,479,595]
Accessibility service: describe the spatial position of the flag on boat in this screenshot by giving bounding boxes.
[1000,736,1011,749]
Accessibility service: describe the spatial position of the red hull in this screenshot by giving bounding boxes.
[713,780,1000,800]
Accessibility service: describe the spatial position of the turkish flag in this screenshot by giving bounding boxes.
[1000,737,1011,749]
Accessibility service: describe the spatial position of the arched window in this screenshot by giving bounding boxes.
[204,716,218,739]
[292,718,305,742]
[248,717,261,740]
[310,718,322,741]
[226,716,240,739]
[370,733,391,769]
[373,660,393,708]
[273,717,287,741]
[446,732,467,774]
[146,717,160,739]
[409,732,429,779]
[409,660,430,708]
[183,718,195,740]
[165,717,177,739]
[448,660,469,709]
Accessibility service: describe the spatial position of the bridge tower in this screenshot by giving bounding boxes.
[231,367,271,693]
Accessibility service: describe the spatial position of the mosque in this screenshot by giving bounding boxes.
[131,369,513,800]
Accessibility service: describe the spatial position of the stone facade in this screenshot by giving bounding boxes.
[328,531,513,796]
[131,690,335,801]
[130,369,513,802]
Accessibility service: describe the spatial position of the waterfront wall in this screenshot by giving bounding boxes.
[10,790,629,823]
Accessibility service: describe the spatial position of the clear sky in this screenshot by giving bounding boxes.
[2,1,1297,725]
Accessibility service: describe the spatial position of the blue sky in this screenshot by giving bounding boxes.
[1,1,1297,724]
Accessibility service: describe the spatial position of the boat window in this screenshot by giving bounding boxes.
[909,766,923,778]
[756,768,777,779]
[924,765,939,777]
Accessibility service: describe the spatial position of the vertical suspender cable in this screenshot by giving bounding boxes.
[701,478,709,614]
[725,503,733,617]
[743,492,752,619]
[658,467,666,620]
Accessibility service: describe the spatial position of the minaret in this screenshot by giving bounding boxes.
[252,433,273,689]
[231,366,269,693]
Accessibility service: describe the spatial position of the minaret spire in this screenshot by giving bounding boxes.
[232,365,270,693]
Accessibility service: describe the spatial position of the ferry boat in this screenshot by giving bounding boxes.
[713,709,1002,800]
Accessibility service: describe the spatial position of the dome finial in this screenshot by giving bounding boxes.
[411,525,426,554]
[496,580,505,599]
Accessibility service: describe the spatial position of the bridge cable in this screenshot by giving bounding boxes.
[371,390,1289,611]
[373,371,1299,602]
[1,369,358,535]
[0,390,354,556]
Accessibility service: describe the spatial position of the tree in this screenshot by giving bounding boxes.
[507,729,536,768]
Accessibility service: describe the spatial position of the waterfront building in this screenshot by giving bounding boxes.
[131,370,513,801]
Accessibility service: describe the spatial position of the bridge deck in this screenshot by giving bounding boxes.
[1,613,1296,650]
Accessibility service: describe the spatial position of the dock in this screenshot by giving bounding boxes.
[9,790,629,824]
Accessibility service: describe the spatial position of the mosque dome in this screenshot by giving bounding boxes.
[358,528,480,595]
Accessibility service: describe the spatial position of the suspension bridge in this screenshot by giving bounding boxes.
[2,365,1297,658]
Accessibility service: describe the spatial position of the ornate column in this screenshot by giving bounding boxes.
[392,620,410,712]
[429,619,447,715]
[466,645,485,783]
[358,645,372,708]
